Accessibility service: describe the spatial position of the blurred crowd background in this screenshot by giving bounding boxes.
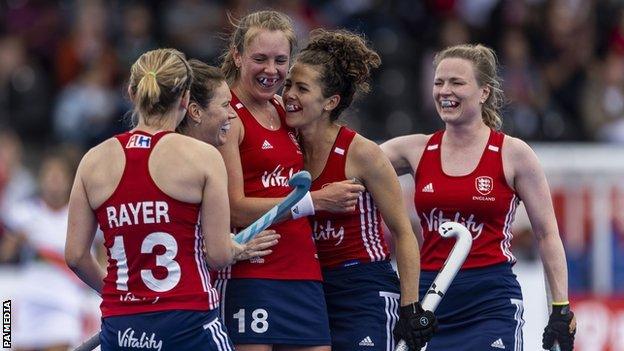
[2,0,624,151]
[1,0,624,349]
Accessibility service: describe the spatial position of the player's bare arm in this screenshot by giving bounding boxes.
[65,152,106,294]
[347,136,421,305]
[194,142,237,268]
[217,115,290,227]
[503,136,569,302]
[218,116,363,226]
[380,134,429,176]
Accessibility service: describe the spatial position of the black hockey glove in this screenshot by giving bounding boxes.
[393,302,437,350]
[542,303,576,351]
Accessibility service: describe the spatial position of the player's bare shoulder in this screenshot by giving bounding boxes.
[80,137,125,180]
[381,133,432,175]
[502,135,538,167]
[76,137,126,208]
[501,134,542,185]
[350,133,384,162]
[82,137,123,165]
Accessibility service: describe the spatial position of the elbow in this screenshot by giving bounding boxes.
[533,228,553,242]
[205,247,234,270]
[65,249,85,271]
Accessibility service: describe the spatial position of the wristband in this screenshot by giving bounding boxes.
[291,191,314,219]
[552,301,570,306]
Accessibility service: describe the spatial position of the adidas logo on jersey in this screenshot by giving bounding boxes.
[490,338,505,349]
[262,140,273,149]
[358,336,374,347]
[422,183,434,193]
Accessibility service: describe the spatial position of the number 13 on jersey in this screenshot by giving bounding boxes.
[110,232,181,292]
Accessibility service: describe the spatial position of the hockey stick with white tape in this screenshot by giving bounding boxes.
[395,221,473,351]
[72,171,312,351]
[233,170,311,244]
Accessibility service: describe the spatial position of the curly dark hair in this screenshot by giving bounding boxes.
[297,29,381,121]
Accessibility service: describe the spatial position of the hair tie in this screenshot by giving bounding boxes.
[148,71,157,78]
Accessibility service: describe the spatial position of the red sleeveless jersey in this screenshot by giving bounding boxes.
[311,127,389,269]
[94,131,218,317]
[414,129,520,271]
[216,92,321,280]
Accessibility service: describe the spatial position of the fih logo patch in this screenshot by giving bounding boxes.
[475,176,493,195]
[126,134,151,149]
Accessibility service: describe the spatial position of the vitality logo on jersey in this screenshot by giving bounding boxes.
[126,134,151,149]
[475,176,493,195]
[261,165,295,188]
[313,220,345,245]
[117,328,163,351]
[421,208,484,240]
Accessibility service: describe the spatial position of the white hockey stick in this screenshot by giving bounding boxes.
[395,221,473,351]
[73,171,312,351]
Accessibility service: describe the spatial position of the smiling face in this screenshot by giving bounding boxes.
[283,63,335,129]
[192,81,236,146]
[433,57,489,126]
[234,28,291,102]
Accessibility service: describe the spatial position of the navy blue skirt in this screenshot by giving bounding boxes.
[419,263,524,351]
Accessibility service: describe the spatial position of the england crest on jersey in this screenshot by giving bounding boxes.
[475,176,493,195]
